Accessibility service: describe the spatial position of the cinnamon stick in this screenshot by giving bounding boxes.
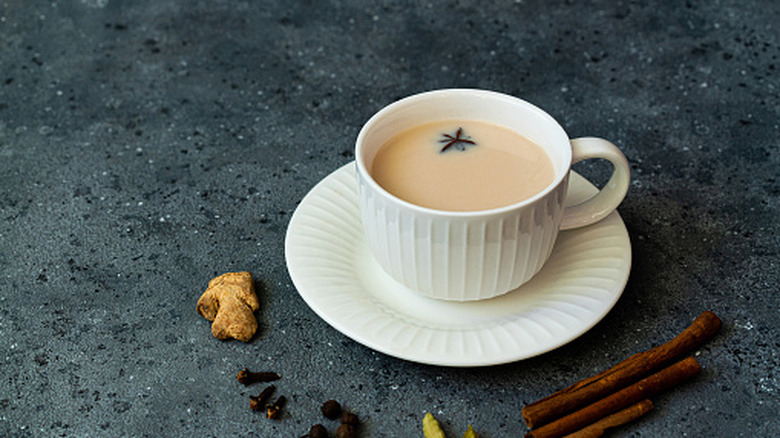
[522,311,721,428]
[525,356,701,438]
[562,399,653,438]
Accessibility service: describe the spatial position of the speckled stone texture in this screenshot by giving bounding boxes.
[1,0,777,436]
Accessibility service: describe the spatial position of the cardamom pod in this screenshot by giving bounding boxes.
[462,424,479,438]
[423,413,446,438]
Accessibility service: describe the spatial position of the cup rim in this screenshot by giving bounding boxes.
[355,88,572,217]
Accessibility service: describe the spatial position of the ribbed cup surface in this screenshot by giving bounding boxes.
[358,172,568,300]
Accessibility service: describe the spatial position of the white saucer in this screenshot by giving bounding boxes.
[285,162,631,367]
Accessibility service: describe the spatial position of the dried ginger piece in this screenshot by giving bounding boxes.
[196,271,259,342]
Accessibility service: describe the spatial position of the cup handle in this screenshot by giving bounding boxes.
[560,137,630,230]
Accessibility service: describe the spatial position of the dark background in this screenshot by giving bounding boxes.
[1,0,777,436]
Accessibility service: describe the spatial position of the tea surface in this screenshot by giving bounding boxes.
[370,120,556,211]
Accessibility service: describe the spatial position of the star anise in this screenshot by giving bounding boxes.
[439,127,476,152]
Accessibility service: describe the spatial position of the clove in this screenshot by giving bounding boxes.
[266,395,287,419]
[249,385,276,412]
[237,368,281,386]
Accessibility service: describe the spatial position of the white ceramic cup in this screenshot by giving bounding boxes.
[355,89,630,301]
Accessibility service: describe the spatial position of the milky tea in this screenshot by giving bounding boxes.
[370,120,556,211]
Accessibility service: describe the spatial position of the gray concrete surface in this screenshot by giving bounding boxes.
[1,0,777,436]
